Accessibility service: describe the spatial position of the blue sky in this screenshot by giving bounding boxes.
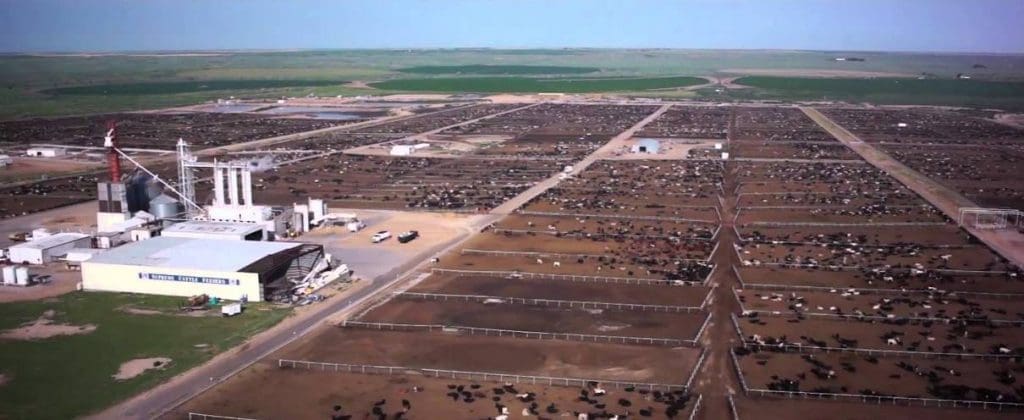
[1,0,1022,53]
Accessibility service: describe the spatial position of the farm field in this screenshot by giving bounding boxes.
[370,76,708,93]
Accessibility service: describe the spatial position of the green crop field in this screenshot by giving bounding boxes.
[732,76,1024,108]
[42,79,348,96]
[0,292,290,419]
[371,76,707,93]
[1,49,1023,119]
[397,64,600,75]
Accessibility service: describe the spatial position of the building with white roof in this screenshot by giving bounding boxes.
[162,220,266,241]
[7,232,92,264]
[81,236,322,301]
[631,138,661,154]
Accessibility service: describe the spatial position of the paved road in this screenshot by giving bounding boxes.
[802,106,1024,267]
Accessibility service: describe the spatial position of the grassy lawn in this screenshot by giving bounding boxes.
[397,64,600,75]
[370,76,706,93]
[0,292,291,419]
[732,76,1024,108]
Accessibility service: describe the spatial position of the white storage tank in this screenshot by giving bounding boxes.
[15,267,29,286]
[2,266,14,285]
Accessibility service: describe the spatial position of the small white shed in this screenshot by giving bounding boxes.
[7,233,91,265]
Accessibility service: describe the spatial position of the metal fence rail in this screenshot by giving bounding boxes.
[685,348,708,390]
[741,307,1024,325]
[739,281,1024,300]
[732,346,1024,411]
[727,394,740,420]
[341,320,693,347]
[461,248,712,263]
[188,413,259,420]
[744,388,1024,411]
[732,265,1022,299]
[517,210,718,224]
[394,291,704,313]
[431,268,705,286]
[730,314,1017,361]
[490,228,717,242]
[277,359,688,392]
[689,394,704,420]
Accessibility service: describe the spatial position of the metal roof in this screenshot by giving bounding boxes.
[85,236,302,272]
[162,221,263,236]
[9,233,90,250]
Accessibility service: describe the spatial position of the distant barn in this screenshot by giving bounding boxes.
[631,138,661,154]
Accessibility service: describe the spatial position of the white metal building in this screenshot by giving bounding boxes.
[631,139,661,154]
[162,220,266,241]
[7,233,92,265]
[25,147,66,157]
[81,237,322,301]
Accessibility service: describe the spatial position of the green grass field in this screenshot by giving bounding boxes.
[371,76,707,93]
[732,76,1024,108]
[1,49,1023,119]
[42,79,348,96]
[0,292,290,419]
[397,64,600,75]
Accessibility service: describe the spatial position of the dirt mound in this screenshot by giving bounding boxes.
[0,311,96,340]
[113,357,172,381]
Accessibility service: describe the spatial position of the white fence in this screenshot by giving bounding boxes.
[461,248,713,263]
[688,394,704,420]
[732,265,1022,299]
[342,320,694,346]
[395,291,705,313]
[733,287,1024,326]
[729,349,1024,411]
[188,414,259,420]
[277,359,688,392]
[431,268,705,286]
[490,228,716,242]
[730,314,1017,361]
[517,210,718,224]
[727,394,740,420]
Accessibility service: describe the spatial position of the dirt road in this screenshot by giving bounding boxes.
[489,104,673,215]
[801,106,1024,267]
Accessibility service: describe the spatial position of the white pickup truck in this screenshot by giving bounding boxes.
[371,230,391,243]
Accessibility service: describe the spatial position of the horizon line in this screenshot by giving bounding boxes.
[2,47,1023,56]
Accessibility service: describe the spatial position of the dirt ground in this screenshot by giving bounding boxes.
[0,157,100,182]
[733,395,1023,420]
[113,357,172,381]
[358,299,707,341]
[737,350,1023,400]
[737,315,1024,356]
[169,362,698,420]
[0,264,83,303]
[297,208,484,280]
[277,329,700,384]
[737,267,1024,294]
[0,309,96,340]
[737,289,1024,323]
[411,274,711,307]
